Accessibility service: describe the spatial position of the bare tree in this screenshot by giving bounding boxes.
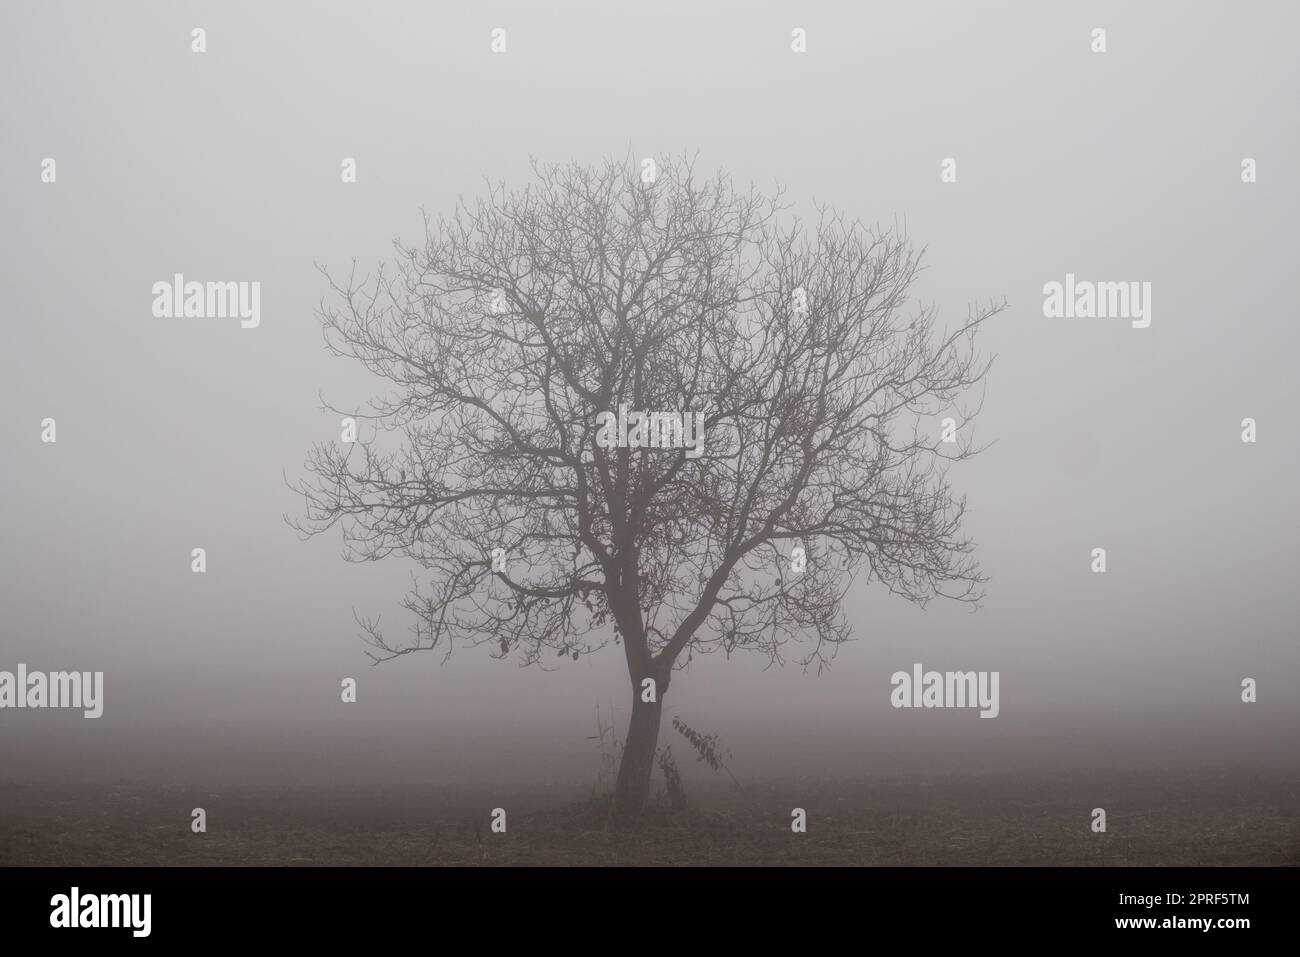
[290,154,1003,820]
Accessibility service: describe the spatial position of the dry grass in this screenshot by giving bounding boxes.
[2,769,1297,866]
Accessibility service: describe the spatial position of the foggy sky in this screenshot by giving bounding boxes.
[2,1,1297,787]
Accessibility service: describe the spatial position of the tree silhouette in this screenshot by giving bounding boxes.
[291,154,1004,820]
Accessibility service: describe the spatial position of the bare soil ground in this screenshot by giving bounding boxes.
[2,769,1297,866]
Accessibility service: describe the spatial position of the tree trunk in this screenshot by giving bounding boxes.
[612,689,664,823]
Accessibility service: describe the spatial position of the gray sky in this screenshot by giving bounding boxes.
[2,0,1297,786]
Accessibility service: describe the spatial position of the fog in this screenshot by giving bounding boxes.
[2,1,1297,791]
